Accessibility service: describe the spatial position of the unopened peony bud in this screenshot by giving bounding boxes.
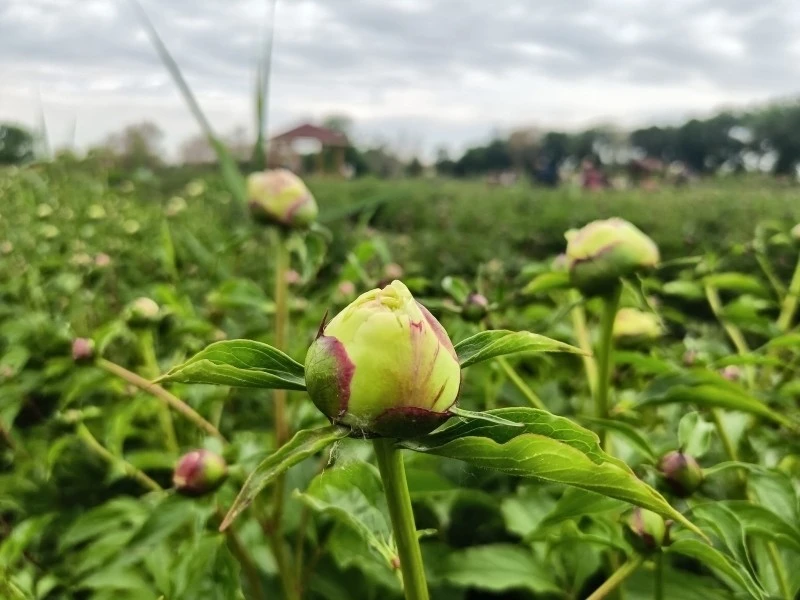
[720,365,740,382]
[173,450,228,496]
[612,308,663,343]
[124,297,161,327]
[247,169,318,228]
[461,293,489,323]
[384,263,404,280]
[658,451,703,497]
[72,338,95,363]
[305,280,461,438]
[566,218,659,295]
[94,253,111,268]
[625,508,669,552]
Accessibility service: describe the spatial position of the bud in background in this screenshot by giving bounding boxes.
[565,218,659,295]
[247,169,318,228]
[461,293,489,323]
[658,451,703,497]
[72,338,95,363]
[792,223,800,241]
[720,365,741,382]
[624,508,670,553]
[173,449,228,496]
[305,280,461,438]
[612,308,663,344]
[124,297,161,327]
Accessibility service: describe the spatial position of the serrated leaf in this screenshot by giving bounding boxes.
[437,544,560,595]
[221,425,350,531]
[402,407,703,538]
[667,539,766,599]
[521,271,571,295]
[157,340,306,389]
[455,330,585,368]
[638,370,795,429]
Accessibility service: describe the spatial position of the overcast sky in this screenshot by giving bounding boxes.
[2,0,799,159]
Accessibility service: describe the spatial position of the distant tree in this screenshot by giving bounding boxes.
[747,104,800,175]
[0,123,35,165]
[101,121,164,170]
[406,157,424,177]
[434,147,457,177]
[321,114,353,136]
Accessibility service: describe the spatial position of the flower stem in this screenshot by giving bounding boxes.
[373,439,429,600]
[767,541,791,600]
[586,555,643,600]
[704,284,754,388]
[709,408,738,462]
[97,358,226,442]
[76,423,161,492]
[655,553,664,600]
[777,254,800,332]
[496,357,546,411]
[137,329,178,453]
[595,285,622,450]
[569,289,598,399]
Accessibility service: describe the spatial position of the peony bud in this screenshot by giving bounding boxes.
[624,508,669,552]
[720,365,740,382]
[612,308,663,343]
[87,204,107,220]
[461,293,489,323]
[173,449,228,496]
[565,218,659,295]
[305,280,461,438]
[792,223,800,241]
[72,338,95,363]
[124,297,161,327]
[247,169,318,228]
[658,451,703,497]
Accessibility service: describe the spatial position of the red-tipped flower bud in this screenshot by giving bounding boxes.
[658,451,703,497]
[247,169,318,228]
[72,338,95,363]
[173,449,228,496]
[305,280,461,438]
[566,218,659,295]
[625,508,670,553]
[461,293,489,323]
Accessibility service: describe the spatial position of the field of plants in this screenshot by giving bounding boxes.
[3,160,800,600]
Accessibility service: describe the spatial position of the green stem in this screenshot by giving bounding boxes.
[766,542,791,600]
[709,408,738,462]
[755,251,785,301]
[595,285,622,450]
[373,439,429,600]
[97,358,226,442]
[137,329,179,453]
[569,290,598,399]
[496,357,546,411]
[76,423,161,492]
[704,284,754,388]
[586,556,643,600]
[777,254,800,332]
[655,553,664,600]
[222,512,267,600]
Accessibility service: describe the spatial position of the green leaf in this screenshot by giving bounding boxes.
[693,501,800,553]
[402,407,703,538]
[436,544,560,595]
[580,417,658,461]
[614,351,678,376]
[455,330,586,368]
[521,271,571,295]
[441,276,471,304]
[678,412,715,458]
[638,370,795,429]
[449,406,524,428]
[661,280,705,300]
[157,340,306,390]
[704,273,770,297]
[221,425,350,531]
[667,539,766,599]
[536,487,625,531]
[764,333,800,350]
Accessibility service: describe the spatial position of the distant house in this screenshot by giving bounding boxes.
[268,123,350,174]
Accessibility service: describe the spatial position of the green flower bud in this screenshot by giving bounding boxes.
[124,297,161,327]
[72,338,95,363]
[247,169,318,228]
[37,203,54,218]
[625,508,670,553]
[173,449,228,496]
[658,451,703,497]
[461,293,489,323]
[87,204,107,220]
[305,280,461,438]
[566,218,659,295]
[612,308,663,343]
[792,223,800,241]
[166,196,187,217]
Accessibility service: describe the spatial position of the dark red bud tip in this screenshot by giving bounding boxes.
[625,508,669,553]
[173,449,228,497]
[658,451,703,497]
[72,338,95,363]
[461,293,490,323]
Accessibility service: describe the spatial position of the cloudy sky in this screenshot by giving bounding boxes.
[2,0,799,159]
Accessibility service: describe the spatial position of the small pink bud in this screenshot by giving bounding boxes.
[173,450,228,497]
[285,269,301,285]
[462,293,489,323]
[720,365,740,382]
[72,338,95,363]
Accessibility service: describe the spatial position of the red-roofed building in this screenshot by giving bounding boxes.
[268,122,350,174]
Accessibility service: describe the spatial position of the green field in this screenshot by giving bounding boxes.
[2,162,800,600]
